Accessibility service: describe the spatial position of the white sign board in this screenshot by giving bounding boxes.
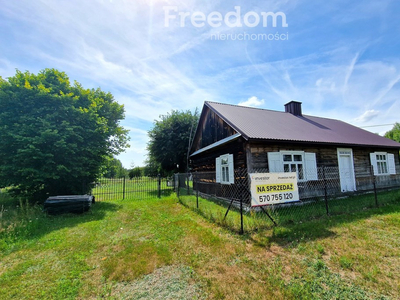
[249,172,299,207]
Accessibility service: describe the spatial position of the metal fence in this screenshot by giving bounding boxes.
[175,167,400,234]
[89,176,174,201]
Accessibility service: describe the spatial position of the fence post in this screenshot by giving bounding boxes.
[177,173,180,198]
[193,173,198,208]
[123,176,126,200]
[157,174,161,198]
[187,173,190,195]
[323,166,329,216]
[240,196,244,235]
[370,166,378,207]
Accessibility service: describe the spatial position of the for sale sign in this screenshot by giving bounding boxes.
[249,172,299,207]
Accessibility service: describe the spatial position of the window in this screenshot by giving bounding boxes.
[221,156,230,183]
[268,151,318,181]
[376,154,388,174]
[283,153,304,180]
[216,154,234,184]
[370,152,396,175]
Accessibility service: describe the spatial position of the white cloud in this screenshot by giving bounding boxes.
[0,59,14,77]
[238,96,265,107]
[116,125,150,168]
[354,110,380,123]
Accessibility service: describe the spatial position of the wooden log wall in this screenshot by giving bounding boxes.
[247,142,400,177]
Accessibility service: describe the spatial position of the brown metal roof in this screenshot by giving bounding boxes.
[205,101,400,148]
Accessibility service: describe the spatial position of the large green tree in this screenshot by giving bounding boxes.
[147,109,198,174]
[385,123,400,143]
[0,69,129,200]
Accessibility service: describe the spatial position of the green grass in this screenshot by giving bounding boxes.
[1,189,400,299]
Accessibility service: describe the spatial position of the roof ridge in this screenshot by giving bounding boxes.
[206,101,353,122]
[205,100,288,114]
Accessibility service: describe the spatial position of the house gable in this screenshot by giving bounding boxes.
[190,103,238,154]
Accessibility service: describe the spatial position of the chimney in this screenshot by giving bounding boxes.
[285,101,302,116]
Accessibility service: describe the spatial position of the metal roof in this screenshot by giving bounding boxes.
[205,101,400,148]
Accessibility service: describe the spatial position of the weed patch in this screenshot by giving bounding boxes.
[111,265,206,299]
[285,258,389,299]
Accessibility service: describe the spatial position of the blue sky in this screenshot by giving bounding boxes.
[1,0,400,168]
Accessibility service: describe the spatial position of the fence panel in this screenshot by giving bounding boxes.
[175,167,400,234]
[90,176,174,201]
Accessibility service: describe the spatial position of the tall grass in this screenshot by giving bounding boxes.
[0,193,44,253]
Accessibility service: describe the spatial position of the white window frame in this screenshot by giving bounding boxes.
[370,152,396,175]
[281,151,306,181]
[267,151,318,182]
[216,154,234,184]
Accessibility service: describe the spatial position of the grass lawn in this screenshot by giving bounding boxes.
[0,191,399,299]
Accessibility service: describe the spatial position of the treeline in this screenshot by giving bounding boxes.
[102,157,160,179]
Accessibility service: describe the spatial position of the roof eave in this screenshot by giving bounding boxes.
[190,133,242,157]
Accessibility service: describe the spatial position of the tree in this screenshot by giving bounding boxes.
[385,123,400,143]
[0,69,129,201]
[128,167,142,179]
[102,157,127,178]
[143,155,161,177]
[147,109,198,175]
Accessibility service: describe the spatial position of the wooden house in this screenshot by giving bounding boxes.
[189,101,400,194]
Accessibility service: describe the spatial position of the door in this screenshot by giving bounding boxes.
[337,148,356,192]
